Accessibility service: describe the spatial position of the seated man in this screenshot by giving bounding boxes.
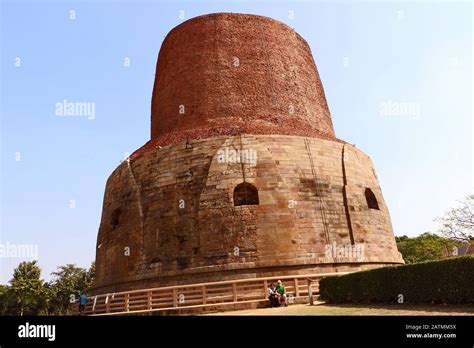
[275,280,287,307]
[267,282,279,307]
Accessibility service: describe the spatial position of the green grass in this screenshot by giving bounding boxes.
[206,303,474,316]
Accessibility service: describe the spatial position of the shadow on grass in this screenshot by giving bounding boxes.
[320,303,474,314]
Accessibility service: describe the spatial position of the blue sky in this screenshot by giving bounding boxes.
[1,0,472,283]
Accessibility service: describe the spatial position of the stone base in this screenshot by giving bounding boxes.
[93,134,403,295]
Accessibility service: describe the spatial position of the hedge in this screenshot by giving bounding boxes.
[319,256,474,304]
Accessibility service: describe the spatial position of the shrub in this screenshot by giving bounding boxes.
[319,256,474,304]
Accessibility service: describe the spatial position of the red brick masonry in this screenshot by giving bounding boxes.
[92,13,403,295]
[150,14,335,144]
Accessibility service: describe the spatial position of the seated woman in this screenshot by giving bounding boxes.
[267,282,279,307]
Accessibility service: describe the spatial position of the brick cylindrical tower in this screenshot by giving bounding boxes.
[150,13,335,146]
[93,13,403,295]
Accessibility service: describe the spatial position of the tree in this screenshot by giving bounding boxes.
[396,233,458,264]
[87,261,95,286]
[0,284,15,315]
[9,260,48,315]
[436,194,474,243]
[1,260,95,315]
[48,262,95,315]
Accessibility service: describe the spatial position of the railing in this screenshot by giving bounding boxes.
[82,272,347,315]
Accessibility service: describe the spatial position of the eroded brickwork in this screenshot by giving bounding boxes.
[150,13,336,147]
[94,135,403,294]
[92,13,403,295]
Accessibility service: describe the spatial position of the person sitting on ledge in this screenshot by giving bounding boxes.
[275,280,288,307]
[267,282,279,307]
